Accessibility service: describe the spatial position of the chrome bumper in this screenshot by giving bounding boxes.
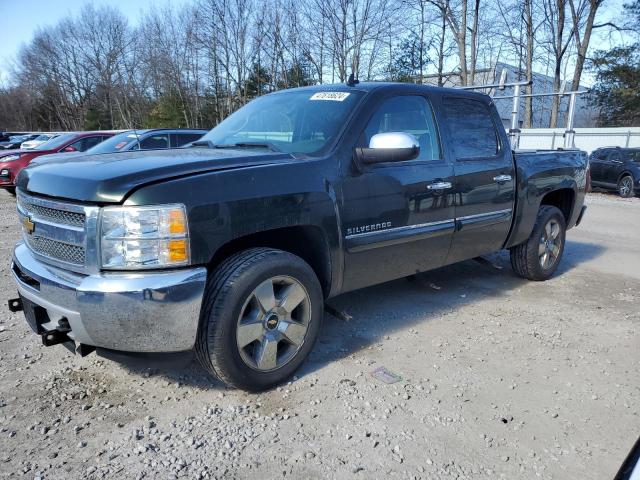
[11,242,207,352]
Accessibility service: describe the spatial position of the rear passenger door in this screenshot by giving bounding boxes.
[442,96,515,264]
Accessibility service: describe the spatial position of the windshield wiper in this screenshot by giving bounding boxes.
[190,140,216,148]
[219,142,282,152]
[190,140,281,153]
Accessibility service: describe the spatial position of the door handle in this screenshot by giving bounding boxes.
[493,174,512,183]
[427,181,452,190]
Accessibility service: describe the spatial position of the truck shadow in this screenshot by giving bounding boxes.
[100,239,603,389]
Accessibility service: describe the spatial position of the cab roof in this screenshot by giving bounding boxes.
[277,81,492,102]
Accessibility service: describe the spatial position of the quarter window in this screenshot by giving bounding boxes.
[362,95,441,161]
[443,97,499,159]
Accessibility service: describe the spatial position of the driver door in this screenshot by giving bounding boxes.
[338,93,455,292]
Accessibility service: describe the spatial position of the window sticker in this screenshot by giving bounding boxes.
[310,92,351,102]
[115,142,128,149]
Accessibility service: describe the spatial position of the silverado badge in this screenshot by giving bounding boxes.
[22,216,35,235]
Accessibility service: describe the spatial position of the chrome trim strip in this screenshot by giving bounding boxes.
[457,208,512,222]
[345,219,454,240]
[345,219,455,253]
[456,208,513,231]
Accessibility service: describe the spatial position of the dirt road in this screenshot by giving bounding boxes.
[0,191,638,480]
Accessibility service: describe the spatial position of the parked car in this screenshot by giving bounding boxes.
[89,128,208,152]
[21,133,60,150]
[31,128,208,166]
[8,82,588,391]
[0,131,115,194]
[589,147,640,198]
[0,134,39,150]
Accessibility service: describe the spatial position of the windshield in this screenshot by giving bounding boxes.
[34,133,76,151]
[87,131,138,154]
[200,90,364,155]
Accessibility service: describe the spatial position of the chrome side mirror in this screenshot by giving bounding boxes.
[355,132,420,164]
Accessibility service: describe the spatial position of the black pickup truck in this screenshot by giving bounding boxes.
[9,82,588,391]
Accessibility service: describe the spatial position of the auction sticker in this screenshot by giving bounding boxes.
[310,92,351,101]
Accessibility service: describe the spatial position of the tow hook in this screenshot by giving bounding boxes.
[7,298,23,312]
[41,328,71,347]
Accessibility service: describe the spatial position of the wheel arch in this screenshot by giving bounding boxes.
[539,188,575,225]
[617,170,635,183]
[208,225,333,298]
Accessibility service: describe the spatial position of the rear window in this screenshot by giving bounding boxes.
[443,97,499,159]
[627,150,640,163]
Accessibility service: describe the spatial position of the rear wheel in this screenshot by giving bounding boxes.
[510,205,566,281]
[196,248,323,391]
[617,175,635,198]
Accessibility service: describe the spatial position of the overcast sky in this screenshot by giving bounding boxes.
[0,0,630,85]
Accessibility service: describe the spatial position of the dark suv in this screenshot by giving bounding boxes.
[589,147,640,197]
[82,128,208,154]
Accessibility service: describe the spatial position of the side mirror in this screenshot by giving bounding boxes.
[355,132,420,164]
[62,146,77,153]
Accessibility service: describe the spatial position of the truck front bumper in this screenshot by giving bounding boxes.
[11,242,207,353]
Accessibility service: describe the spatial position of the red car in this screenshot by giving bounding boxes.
[0,131,115,195]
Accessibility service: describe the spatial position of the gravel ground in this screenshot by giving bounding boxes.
[0,190,638,480]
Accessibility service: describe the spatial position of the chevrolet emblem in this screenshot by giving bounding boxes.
[22,216,35,235]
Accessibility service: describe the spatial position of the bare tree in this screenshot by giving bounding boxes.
[542,0,575,127]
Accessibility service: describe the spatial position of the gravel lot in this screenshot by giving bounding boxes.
[0,190,638,480]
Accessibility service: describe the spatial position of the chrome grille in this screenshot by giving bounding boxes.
[19,200,85,228]
[25,235,85,265]
[16,191,99,274]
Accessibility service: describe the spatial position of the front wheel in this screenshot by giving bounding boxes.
[196,248,323,391]
[510,205,566,281]
[617,175,635,198]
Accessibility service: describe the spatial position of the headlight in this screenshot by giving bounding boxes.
[100,204,190,269]
[2,154,21,162]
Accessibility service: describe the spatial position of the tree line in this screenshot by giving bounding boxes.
[0,0,636,132]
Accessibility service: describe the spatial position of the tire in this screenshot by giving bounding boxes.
[510,205,566,281]
[617,175,635,198]
[4,187,15,196]
[196,248,323,391]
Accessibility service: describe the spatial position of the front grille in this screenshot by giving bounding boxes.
[25,235,85,265]
[18,199,85,228]
[16,192,96,272]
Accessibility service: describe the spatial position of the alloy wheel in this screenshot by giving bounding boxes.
[538,219,562,270]
[619,177,633,197]
[236,276,311,372]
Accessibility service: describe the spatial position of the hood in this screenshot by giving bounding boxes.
[17,147,296,203]
[29,151,83,166]
[0,148,31,159]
